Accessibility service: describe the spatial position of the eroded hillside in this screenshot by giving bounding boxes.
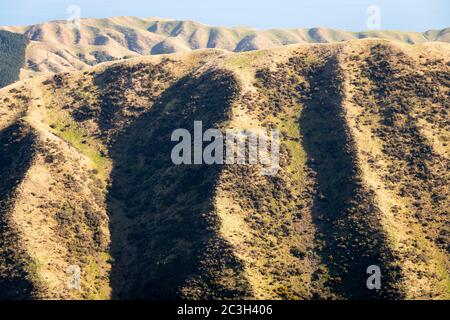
[0,39,448,299]
[1,16,448,86]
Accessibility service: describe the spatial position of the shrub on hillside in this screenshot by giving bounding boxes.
[0,30,28,88]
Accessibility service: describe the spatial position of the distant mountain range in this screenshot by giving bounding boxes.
[0,16,449,86]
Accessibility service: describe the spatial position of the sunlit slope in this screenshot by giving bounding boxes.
[0,40,448,299]
[1,16,448,84]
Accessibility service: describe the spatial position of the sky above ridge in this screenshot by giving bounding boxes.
[0,0,448,31]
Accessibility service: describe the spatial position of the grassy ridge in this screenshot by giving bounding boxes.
[0,41,448,299]
[1,17,448,80]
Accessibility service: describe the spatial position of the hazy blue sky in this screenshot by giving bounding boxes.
[0,0,448,31]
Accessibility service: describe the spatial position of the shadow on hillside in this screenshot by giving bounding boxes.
[0,122,37,299]
[98,69,252,299]
[299,58,404,299]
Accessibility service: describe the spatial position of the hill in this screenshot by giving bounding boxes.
[0,16,448,86]
[0,30,28,88]
[0,39,449,300]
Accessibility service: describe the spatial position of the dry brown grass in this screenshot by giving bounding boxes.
[0,39,448,299]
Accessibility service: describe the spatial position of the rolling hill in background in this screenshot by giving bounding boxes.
[0,39,448,300]
[0,16,449,87]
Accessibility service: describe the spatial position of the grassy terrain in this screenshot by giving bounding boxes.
[0,40,448,299]
[46,107,111,183]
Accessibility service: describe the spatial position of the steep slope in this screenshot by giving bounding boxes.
[1,16,448,87]
[0,121,38,299]
[0,40,448,299]
[341,42,450,298]
[0,80,112,299]
[0,31,28,88]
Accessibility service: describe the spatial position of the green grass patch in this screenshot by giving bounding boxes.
[84,253,111,300]
[46,108,110,183]
[224,50,269,69]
